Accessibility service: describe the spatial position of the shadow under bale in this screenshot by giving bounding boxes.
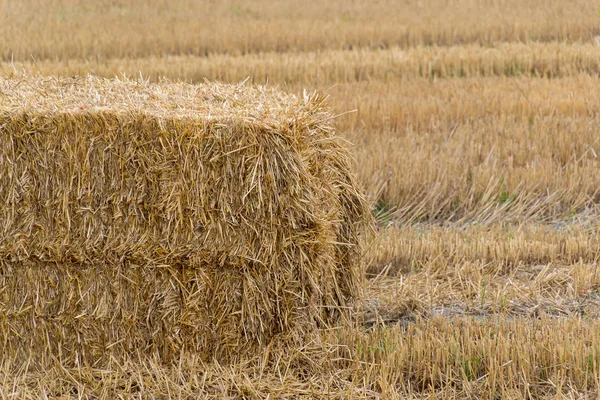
[0,75,371,368]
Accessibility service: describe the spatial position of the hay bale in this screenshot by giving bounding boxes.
[0,75,370,367]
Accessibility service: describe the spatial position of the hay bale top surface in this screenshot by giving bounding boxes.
[0,75,321,128]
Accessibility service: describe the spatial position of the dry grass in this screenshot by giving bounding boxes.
[7,42,600,84]
[2,0,600,398]
[3,316,600,399]
[0,0,597,61]
[365,225,600,324]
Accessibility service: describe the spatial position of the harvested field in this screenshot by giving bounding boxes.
[2,1,600,398]
[0,0,597,61]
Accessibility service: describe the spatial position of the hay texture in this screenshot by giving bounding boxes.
[0,75,370,368]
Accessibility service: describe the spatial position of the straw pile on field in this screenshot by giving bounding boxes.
[0,75,370,368]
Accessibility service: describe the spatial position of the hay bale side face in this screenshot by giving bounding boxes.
[0,76,370,366]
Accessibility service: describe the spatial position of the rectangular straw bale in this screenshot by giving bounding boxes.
[0,75,370,368]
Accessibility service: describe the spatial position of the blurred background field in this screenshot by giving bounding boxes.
[2,1,600,398]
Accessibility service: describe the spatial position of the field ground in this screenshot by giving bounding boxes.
[2,1,600,398]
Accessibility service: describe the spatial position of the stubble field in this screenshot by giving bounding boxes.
[2,1,600,398]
